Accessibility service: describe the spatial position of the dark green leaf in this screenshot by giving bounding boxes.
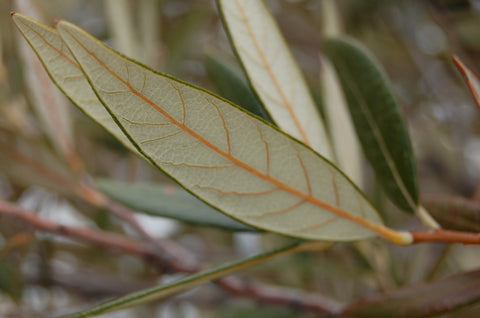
[205,52,273,123]
[96,179,257,232]
[323,37,418,214]
[342,269,480,318]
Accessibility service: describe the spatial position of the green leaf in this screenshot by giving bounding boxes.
[342,269,480,318]
[453,56,480,109]
[52,17,395,243]
[63,241,304,317]
[96,179,257,232]
[217,0,333,159]
[205,52,273,123]
[323,37,418,214]
[422,195,480,232]
[11,13,139,155]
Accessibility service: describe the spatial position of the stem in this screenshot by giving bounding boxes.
[411,229,480,244]
[417,205,441,229]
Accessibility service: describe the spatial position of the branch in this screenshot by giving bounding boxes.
[411,229,480,244]
[0,199,343,315]
[0,200,159,259]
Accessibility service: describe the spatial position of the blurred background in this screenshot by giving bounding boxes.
[1,0,480,317]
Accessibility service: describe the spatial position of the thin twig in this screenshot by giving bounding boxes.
[1,143,199,271]
[0,199,343,315]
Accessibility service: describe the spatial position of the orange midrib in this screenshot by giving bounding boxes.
[233,0,311,146]
[19,18,81,70]
[63,25,392,238]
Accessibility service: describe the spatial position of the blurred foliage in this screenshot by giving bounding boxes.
[1,0,480,317]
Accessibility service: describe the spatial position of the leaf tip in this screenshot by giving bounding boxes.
[452,55,464,74]
[53,18,63,27]
[10,11,16,17]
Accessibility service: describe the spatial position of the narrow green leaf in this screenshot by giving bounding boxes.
[422,195,480,232]
[342,269,480,318]
[96,179,258,232]
[63,241,304,318]
[217,0,333,159]
[453,56,480,109]
[205,52,273,123]
[53,18,393,242]
[11,13,139,155]
[323,37,418,214]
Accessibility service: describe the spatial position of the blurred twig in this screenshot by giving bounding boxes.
[0,199,344,314]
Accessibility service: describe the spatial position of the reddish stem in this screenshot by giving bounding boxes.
[411,229,480,244]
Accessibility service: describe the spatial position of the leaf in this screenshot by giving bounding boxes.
[14,0,80,170]
[96,179,258,232]
[323,37,418,214]
[320,55,363,187]
[217,0,333,159]
[11,13,139,155]
[341,269,480,318]
[63,241,304,317]
[205,52,273,123]
[453,56,480,109]
[51,17,395,243]
[422,194,480,232]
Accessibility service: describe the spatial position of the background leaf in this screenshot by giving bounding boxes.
[55,19,388,242]
[205,52,273,123]
[342,269,480,318]
[96,179,257,231]
[320,56,363,187]
[11,13,139,155]
[14,0,80,171]
[323,37,418,214]
[422,194,480,232]
[217,0,333,159]
[453,56,480,109]
[319,0,363,187]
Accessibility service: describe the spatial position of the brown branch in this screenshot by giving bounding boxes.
[411,229,480,244]
[0,199,343,315]
[217,276,343,314]
[0,200,158,259]
[0,143,199,272]
[75,182,200,273]
[25,264,155,298]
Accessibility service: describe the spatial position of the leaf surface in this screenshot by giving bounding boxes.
[217,0,333,159]
[53,19,388,242]
[96,179,257,231]
[453,56,480,109]
[342,269,480,318]
[11,13,139,155]
[323,37,418,214]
